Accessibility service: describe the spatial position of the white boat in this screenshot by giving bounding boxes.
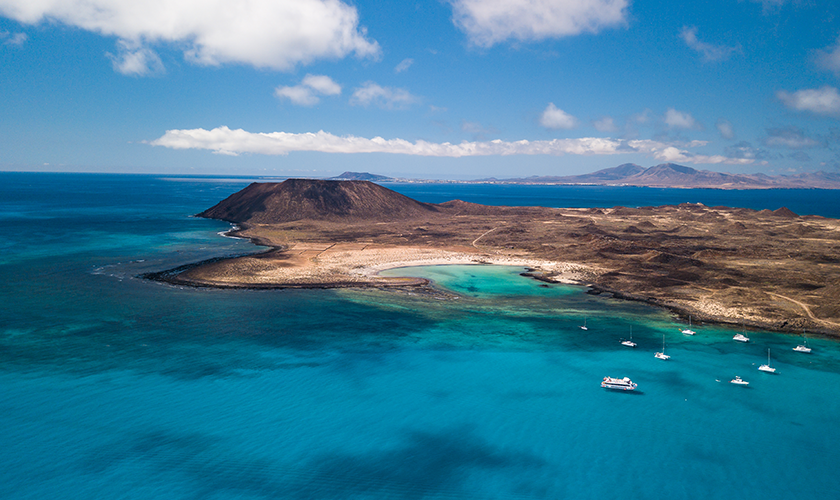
[793,332,811,353]
[681,316,696,335]
[758,348,777,373]
[733,332,749,342]
[580,317,588,331]
[730,375,749,385]
[601,376,637,390]
[655,335,670,360]
[621,327,636,347]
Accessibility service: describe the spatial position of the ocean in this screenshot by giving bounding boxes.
[1,172,839,499]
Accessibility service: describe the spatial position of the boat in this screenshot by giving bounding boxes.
[601,376,637,390]
[758,348,777,373]
[681,316,696,336]
[733,332,749,343]
[621,327,636,347]
[580,318,588,331]
[730,375,749,385]
[654,335,670,360]
[793,332,811,353]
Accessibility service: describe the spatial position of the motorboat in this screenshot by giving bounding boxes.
[601,376,637,390]
[730,376,749,385]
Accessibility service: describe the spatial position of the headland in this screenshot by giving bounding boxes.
[150,179,840,337]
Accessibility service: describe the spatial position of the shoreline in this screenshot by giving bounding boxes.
[141,246,839,339]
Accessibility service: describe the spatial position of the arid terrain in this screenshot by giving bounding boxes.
[152,179,840,336]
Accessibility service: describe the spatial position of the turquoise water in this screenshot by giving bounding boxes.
[1,173,839,499]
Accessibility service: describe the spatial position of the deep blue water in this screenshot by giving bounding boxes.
[1,172,839,499]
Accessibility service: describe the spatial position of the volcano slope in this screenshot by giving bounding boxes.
[167,179,840,336]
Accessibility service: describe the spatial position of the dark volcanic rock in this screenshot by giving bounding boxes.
[197,179,440,223]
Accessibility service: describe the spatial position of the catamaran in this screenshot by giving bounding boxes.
[758,348,777,373]
[681,316,696,335]
[733,327,749,342]
[601,376,637,390]
[655,335,670,360]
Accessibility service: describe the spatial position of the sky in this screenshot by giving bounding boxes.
[1,0,839,179]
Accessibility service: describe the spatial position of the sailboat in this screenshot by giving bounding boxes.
[681,316,696,335]
[793,331,811,353]
[580,318,588,331]
[621,326,637,347]
[758,348,777,373]
[733,326,749,343]
[655,335,670,360]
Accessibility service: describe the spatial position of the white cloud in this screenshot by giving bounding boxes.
[0,30,27,46]
[350,82,417,109]
[275,74,342,106]
[664,108,698,129]
[0,0,380,73]
[815,36,840,76]
[763,127,820,149]
[540,103,578,129]
[149,125,754,165]
[716,118,734,140]
[395,58,414,73]
[106,39,164,76]
[776,86,840,117]
[679,26,739,62]
[449,0,629,48]
[593,116,618,132]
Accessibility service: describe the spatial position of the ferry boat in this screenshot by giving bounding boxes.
[730,376,749,385]
[601,376,637,390]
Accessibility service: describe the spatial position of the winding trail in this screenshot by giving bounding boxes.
[768,291,840,328]
[472,227,499,248]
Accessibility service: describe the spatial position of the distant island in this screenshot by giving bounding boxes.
[146,179,840,337]
[329,163,840,190]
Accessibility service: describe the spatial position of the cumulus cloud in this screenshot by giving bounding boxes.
[776,86,840,117]
[395,58,414,73]
[106,39,164,76]
[716,118,734,140]
[149,125,754,165]
[763,127,820,149]
[275,75,342,106]
[0,30,27,46]
[593,116,618,133]
[0,0,380,73]
[664,108,699,129]
[679,26,740,62]
[540,103,578,130]
[815,36,840,76]
[449,0,629,47]
[350,82,417,109]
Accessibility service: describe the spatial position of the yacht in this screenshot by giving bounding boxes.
[758,349,776,373]
[601,376,637,390]
[655,335,670,360]
[793,332,811,353]
[730,376,749,385]
[733,332,749,342]
[580,318,588,331]
[621,327,636,347]
[681,316,696,336]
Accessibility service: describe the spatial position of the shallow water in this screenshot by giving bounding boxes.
[1,173,839,499]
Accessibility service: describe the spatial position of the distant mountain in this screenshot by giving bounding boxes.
[197,179,438,224]
[328,171,393,182]
[491,163,840,189]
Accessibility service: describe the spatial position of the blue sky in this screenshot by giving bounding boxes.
[1,0,839,179]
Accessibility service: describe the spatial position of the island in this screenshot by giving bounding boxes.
[147,179,840,337]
